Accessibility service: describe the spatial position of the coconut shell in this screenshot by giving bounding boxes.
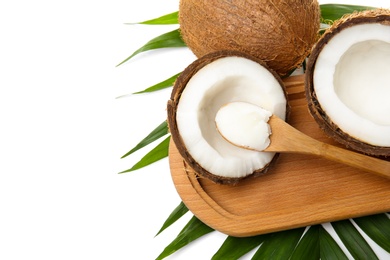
[305,9,390,157]
[167,50,290,185]
[179,0,320,76]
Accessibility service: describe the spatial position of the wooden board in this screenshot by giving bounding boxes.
[169,74,390,237]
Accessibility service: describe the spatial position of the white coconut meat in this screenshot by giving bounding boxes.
[215,102,272,152]
[176,56,286,179]
[313,23,390,146]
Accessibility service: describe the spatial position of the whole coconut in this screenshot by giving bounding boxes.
[179,0,321,76]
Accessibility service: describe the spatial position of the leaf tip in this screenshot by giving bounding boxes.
[118,169,131,174]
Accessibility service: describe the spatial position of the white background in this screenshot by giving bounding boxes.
[1,0,389,259]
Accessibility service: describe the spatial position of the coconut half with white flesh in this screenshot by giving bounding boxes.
[306,9,390,157]
[167,51,289,185]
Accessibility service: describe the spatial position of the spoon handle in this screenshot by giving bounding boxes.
[316,141,390,179]
[267,116,390,179]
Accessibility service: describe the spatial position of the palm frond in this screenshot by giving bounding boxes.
[126,11,178,25]
[116,29,185,67]
[155,201,189,237]
[212,235,268,259]
[155,216,214,260]
[332,220,379,259]
[119,136,170,173]
[121,120,168,159]
[120,3,390,260]
[132,73,180,94]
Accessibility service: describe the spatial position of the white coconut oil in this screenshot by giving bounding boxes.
[215,101,272,151]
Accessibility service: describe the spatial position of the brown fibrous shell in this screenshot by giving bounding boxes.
[167,50,290,185]
[179,0,321,76]
[305,9,390,157]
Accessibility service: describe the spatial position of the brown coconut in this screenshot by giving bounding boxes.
[167,50,290,185]
[305,9,390,157]
[179,0,320,76]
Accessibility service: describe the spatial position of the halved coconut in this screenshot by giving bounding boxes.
[167,51,289,185]
[306,9,390,156]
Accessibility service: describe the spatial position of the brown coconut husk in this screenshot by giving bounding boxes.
[167,50,290,185]
[179,0,320,77]
[305,9,390,157]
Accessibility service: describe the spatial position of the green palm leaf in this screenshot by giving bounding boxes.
[320,4,375,22]
[290,226,320,260]
[116,73,180,98]
[155,201,189,237]
[212,235,268,260]
[116,29,186,67]
[156,216,214,260]
[121,120,168,159]
[332,219,379,259]
[319,225,349,260]
[119,136,170,173]
[127,11,178,25]
[252,227,305,259]
[133,73,180,94]
[354,214,390,253]
[270,225,350,260]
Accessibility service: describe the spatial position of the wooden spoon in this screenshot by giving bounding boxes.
[215,102,390,180]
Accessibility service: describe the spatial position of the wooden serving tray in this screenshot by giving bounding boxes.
[169,74,390,237]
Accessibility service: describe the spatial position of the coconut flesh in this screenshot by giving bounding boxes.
[167,51,288,185]
[215,102,272,152]
[179,0,320,76]
[306,9,390,156]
